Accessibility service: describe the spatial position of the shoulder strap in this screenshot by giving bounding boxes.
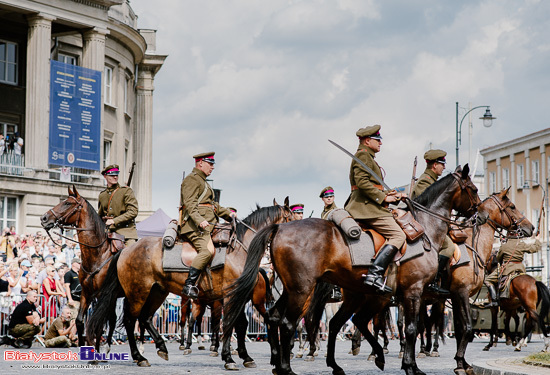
[183,183,209,222]
[106,187,120,214]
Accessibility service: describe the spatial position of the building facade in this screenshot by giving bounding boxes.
[0,0,166,233]
[481,128,550,283]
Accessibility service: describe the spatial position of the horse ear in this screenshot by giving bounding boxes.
[273,198,279,206]
[73,184,81,198]
[454,165,462,174]
[68,186,74,197]
[284,196,290,207]
[462,164,470,179]
[502,186,511,197]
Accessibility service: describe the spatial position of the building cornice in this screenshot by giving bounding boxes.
[480,127,550,160]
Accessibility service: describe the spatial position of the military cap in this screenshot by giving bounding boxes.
[101,164,120,176]
[356,125,382,140]
[193,151,215,164]
[227,207,237,213]
[424,149,447,164]
[319,186,335,198]
[290,204,304,213]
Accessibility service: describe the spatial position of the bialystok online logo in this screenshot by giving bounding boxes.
[4,346,130,362]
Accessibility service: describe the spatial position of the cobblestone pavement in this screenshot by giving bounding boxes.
[0,335,548,374]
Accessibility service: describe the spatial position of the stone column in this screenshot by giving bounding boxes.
[25,14,56,175]
[510,154,516,202]
[525,149,531,222]
[496,157,501,192]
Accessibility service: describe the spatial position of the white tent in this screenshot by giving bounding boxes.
[136,208,173,238]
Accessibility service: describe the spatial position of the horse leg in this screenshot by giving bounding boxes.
[382,325,390,355]
[353,305,386,371]
[417,304,428,358]
[431,302,443,357]
[512,312,520,346]
[304,301,324,361]
[452,292,475,375]
[349,327,362,356]
[294,320,303,358]
[210,300,222,356]
[76,295,88,347]
[266,293,288,369]
[484,306,499,351]
[122,301,149,366]
[183,306,197,355]
[397,304,406,358]
[179,299,190,350]
[401,294,425,375]
[233,309,256,368]
[139,290,170,361]
[102,309,117,355]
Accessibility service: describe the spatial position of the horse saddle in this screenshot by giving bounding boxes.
[449,243,471,269]
[108,232,125,253]
[162,237,228,273]
[497,271,523,299]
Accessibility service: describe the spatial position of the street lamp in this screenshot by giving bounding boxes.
[455,102,496,167]
[523,178,550,285]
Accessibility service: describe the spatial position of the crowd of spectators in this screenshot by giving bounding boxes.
[0,226,81,346]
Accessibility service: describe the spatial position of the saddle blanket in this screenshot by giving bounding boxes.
[498,271,523,299]
[162,243,226,272]
[348,231,425,267]
[450,243,471,269]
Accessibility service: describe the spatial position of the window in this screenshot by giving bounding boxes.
[104,66,113,105]
[532,160,540,185]
[502,168,510,189]
[517,164,524,188]
[103,140,111,169]
[124,77,129,113]
[0,196,17,231]
[489,172,496,194]
[57,53,76,65]
[0,40,18,85]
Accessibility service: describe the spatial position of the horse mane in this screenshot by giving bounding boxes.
[413,172,455,207]
[235,205,284,242]
[84,199,107,234]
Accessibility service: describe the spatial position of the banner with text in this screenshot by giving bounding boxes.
[49,60,101,170]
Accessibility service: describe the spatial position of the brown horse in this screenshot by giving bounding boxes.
[87,201,292,368]
[484,259,550,351]
[40,186,122,351]
[417,188,534,374]
[224,165,480,375]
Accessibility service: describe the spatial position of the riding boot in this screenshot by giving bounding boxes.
[364,244,399,294]
[427,255,451,296]
[485,283,499,307]
[182,267,201,299]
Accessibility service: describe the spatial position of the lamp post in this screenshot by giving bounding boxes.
[523,179,550,285]
[455,102,496,167]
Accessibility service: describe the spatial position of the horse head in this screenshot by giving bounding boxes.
[451,164,481,218]
[480,187,534,238]
[40,185,87,231]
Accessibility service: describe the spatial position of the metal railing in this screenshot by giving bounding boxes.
[0,152,25,176]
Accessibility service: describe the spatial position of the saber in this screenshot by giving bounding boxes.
[328,139,392,191]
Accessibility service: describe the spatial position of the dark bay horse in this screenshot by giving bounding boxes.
[484,256,550,351]
[420,188,535,374]
[87,201,292,368]
[40,186,122,350]
[224,165,480,375]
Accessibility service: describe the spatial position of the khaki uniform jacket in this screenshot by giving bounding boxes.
[497,238,541,276]
[411,168,438,200]
[98,183,139,239]
[345,145,391,219]
[179,167,232,235]
[321,202,337,220]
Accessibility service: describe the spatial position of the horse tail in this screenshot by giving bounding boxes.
[306,281,333,319]
[535,281,550,336]
[86,251,123,343]
[223,224,279,340]
[259,267,272,305]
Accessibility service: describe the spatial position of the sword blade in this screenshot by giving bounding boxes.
[328,139,392,191]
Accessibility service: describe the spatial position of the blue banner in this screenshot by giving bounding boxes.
[49,60,101,170]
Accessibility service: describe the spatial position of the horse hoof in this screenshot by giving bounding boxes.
[453,368,467,375]
[506,339,512,345]
[352,347,360,356]
[514,347,521,352]
[137,360,151,367]
[157,350,169,361]
[289,353,294,360]
[232,350,238,355]
[383,348,389,354]
[182,349,192,355]
[243,361,256,368]
[482,346,490,351]
[375,359,385,371]
[198,345,206,350]
[210,345,217,351]
[313,351,319,357]
[295,353,303,358]
[304,355,315,362]
[430,351,440,357]
[465,367,475,375]
[513,341,518,346]
[417,352,426,358]
[333,369,346,375]
[224,362,239,371]
[398,351,403,359]
[179,345,186,350]
[367,354,375,361]
[210,351,219,357]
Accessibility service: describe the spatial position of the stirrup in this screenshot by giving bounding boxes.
[182,285,199,299]
[427,283,450,296]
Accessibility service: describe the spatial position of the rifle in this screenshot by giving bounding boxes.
[408,156,417,197]
[308,210,314,218]
[535,189,545,237]
[178,171,186,227]
[126,162,136,187]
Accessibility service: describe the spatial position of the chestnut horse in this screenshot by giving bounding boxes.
[40,186,123,351]
[224,165,480,375]
[87,201,292,368]
[484,255,550,351]
[419,188,534,374]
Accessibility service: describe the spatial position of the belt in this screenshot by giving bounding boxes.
[199,203,217,212]
[351,184,383,191]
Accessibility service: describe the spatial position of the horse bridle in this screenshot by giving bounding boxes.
[485,194,527,238]
[46,195,109,249]
[450,172,480,217]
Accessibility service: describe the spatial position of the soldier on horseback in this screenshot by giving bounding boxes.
[484,235,542,307]
[344,125,406,294]
[411,149,452,295]
[179,152,236,299]
[98,164,138,246]
[320,186,337,220]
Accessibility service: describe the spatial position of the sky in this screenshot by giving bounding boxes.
[129,0,550,219]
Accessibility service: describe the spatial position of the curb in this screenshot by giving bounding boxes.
[473,357,550,375]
